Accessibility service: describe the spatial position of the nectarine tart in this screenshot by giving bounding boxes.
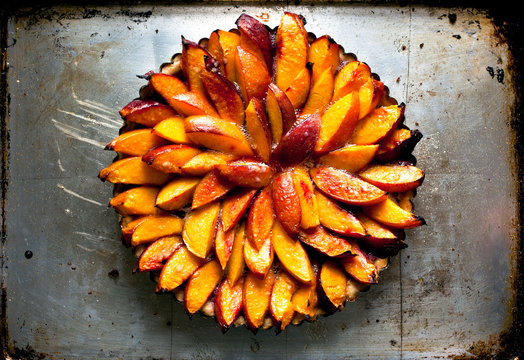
[100,12,425,332]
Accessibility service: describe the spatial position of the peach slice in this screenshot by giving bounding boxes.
[181,37,212,97]
[156,245,204,292]
[244,236,273,279]
[247,186,274,251]
[125,214,184,246]
[310,167,388,206]
[236,13,273,72]
[359,163,425,192]
[155,177,200,211]
[207,30,240,83]
[181,151,237,176]
[314,190,367,237]
[184,259,223,315]
[291,262,319,318]
[318,260,347,312]
[105,129,169,156]
[299,226,354,257]
[340,241,377,284]
[284,66,311,109]
[184,115,254,157]
[98,157,170,186]
[269,269,298,331]
[191,170,234,209]
[215,278,243,332]
[142,144,201,174]
[271,221,314,285]
[216,159,274,188]
[243,270,275,331]
[168,92,219,118]
[221,188,257,232]
[291,166,319,229]
[235,46,271,103]
[271,112,321,166]
[120,99,178,128]
[266,83,296,143]
[300,66,334,119]
[275,12,309,92]
[109,186,163,216]
[318,144,378,173]
[332,61,371,102]
[215,221,235,270]
[308,35,339,82]
[148,73,188,105]
[245,98,272,162]
[135,235,184,272]
[152,116,190,144]
[201,66,245,125]
[315,91,360,154]
[363,197,425,229]
[182,201,220,258]
[272,171,301,237]
[358,77,385,120]
[121,216,149,244]
[225,222,246,286]
[376,128,423,162]
[357,213,407,256]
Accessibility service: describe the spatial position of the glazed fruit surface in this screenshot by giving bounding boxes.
[100,12,425,332]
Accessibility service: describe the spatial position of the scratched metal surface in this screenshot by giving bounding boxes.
[2,4,518,359]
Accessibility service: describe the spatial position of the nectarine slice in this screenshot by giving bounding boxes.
[299,225,354,257]
[363,197,425,229]
[351,104,405,145]
[236,13,273,72]
[245,98,272,162]
[358,77,385,120]
[376,128,423,162]
[181,151,237,176]
[120,99,177,128]
[308,35,339,82]
[142,144,201,174]
[271,221,314,285]
[215,221,235,270]
[291,262,319,318]
[152,116,190,144]
[243,270,275,331]
[168,91,219,117]
[184,115,254,157]
[332,61,371,102]
[315,91,360,154]
[284,66,311,109]
[318,144,378,173]
[128,214,184,246]
[181,37,212,97]
[99,157,170,186]
[225,222,246,286]
[266,83,296,142]
[247,186,274,251]
[359,163,425,192]
[272,171,301,237]
[221,188,257,232]
[216,159,274,188]
[300,66,334,119]
[244,236,273,279]
[109,186,162,216]
[136,235,184,272]
[315,190,367,237]
[215,278,243,332]
[148,73,188,105]
[318,260,347,312]
[155,177,200,211]
[310,167,388,206]
[106,129,168,156]
[270,269,298,331]
[184,259,223,315]
[275,12,309,92]
[340,241,377,284]
[191,170,234,209]
[291,166,319,229]
[234,46,271,103]
[182,201,220,258]
[207,30,240,84]
[156,245,204,292]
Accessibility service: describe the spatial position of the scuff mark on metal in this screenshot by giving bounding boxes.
[56,183,104,207]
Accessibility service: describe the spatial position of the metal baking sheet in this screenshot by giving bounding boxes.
[1,3,520,359]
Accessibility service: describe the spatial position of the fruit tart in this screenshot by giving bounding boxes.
[99,12,425,333]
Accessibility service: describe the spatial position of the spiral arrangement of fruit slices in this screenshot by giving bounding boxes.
[99,12,425,332]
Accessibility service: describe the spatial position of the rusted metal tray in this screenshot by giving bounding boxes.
[1,3,522,359]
